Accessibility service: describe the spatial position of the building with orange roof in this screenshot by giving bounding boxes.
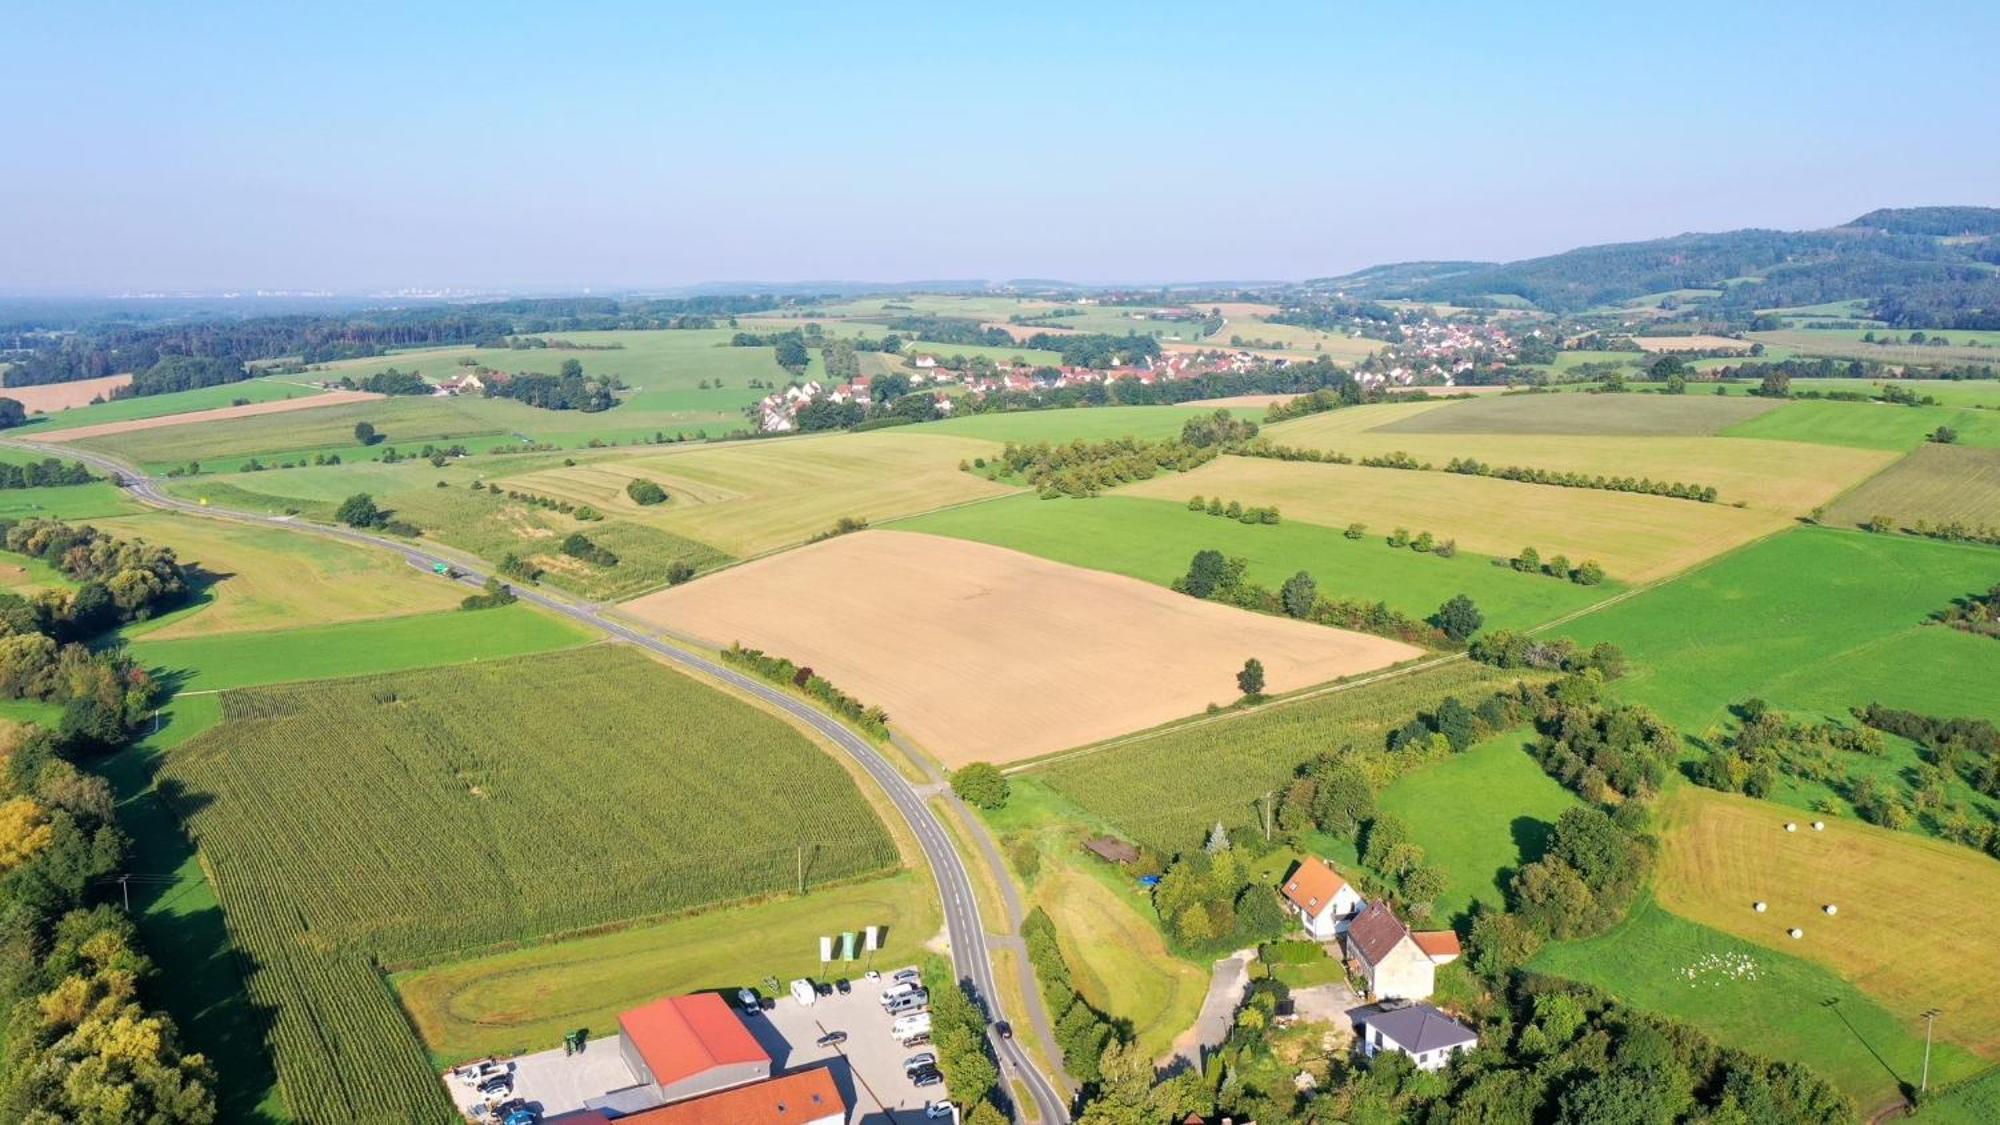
[1280,856,1365,940]
[616,1066,845,1125]
[615,993,771,1106]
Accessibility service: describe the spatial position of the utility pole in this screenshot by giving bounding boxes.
[119,874,130,912]
[1261,791,1276,841]
[1921,1008,1942,1093]
[796,844,806,897]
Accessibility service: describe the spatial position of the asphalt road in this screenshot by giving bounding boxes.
[12,439,1070,1125]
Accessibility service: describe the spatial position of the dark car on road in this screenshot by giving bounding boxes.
[816,1030,847,1047]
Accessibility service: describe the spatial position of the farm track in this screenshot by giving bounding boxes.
[9,438,1072,1125]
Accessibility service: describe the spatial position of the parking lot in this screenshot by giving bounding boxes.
[752,973,951,1122]
[437,971,951,1124]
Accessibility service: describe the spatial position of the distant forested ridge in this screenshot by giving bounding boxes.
[0,294,792,388]
[1305,207,2000,328]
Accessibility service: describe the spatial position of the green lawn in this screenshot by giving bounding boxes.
[1532,895,1985,1109]
[0,480,141,520]
[20,375,330,433]
[128,603,595,693]
[893,494,1612,632]
[1553,527,2000,730]
[1370,392,1784,436]
[1720,399,2000,450]
[1377,731,1580,925]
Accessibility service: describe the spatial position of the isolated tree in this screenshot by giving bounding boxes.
[774,337,811,370]
[1343,522,1366,540]
[951,762,1010,810]
[1280,570,1317,618]
[1432,594,1485,642]
[334,493,382,528]
[1205,821,1231,854]
[1236,657,1265,699]
[1309,761,1375,838]
[0,398,24,429]
[1182,549,1228,599]
[625,478,669,505]
[1930,425,1960,444]
[352,420,380,446]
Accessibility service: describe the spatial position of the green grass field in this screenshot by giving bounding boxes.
[1120,455,1787,584]
[392,870,939,1064]
[1554,526,2000,730]
[1821,443,2000,530]
[1720,399,2000,450]
[1532,895,1984,1109]
[129,603,593,692]
[1747,328,2000,367]
[72,394,550,467]
[1377,731,1580,925]
[893,494,1610,632]
[1028,660,1533,853]
[19,375,332,433]
[1371,393,1784,436]
[100,510,465,638]
[0,479,140,520]
[163,645,903,1122]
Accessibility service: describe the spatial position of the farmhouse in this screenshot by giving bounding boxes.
[1281,856,1365,940]
[1357,1003,1478,1071]
[436,371,485,395]
[1342,901,1460,1001]
[611,993,771,1107]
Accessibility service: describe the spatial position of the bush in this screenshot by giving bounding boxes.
[625,478,669,505]
[335,493,383,528]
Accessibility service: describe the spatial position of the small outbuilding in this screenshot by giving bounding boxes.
[1083,836,1140,865]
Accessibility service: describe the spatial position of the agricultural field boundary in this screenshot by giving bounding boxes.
[0,435,1076,1125]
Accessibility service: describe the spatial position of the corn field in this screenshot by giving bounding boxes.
[165,646,898,1123]
[1033,660,1525,853]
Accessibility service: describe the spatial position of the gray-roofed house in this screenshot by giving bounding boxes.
[1358,1003,1478,1071]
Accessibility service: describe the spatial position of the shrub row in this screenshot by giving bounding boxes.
[1509,546,1605,585]
[721,643,889,738]
[1185,495,1281,524]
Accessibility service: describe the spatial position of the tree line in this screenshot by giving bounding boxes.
[0,458,96,491]
[1175,548,1459,648]
[482,359,621,412]
[720,644,889,739]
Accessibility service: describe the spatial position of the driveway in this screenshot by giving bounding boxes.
[1165,949,1255,1071]
[1290,982,1364,1037]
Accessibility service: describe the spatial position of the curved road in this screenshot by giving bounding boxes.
[12,439,1070,1125]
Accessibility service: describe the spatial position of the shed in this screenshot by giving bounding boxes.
[1083,837,1140,865]
[616,993,771,1106]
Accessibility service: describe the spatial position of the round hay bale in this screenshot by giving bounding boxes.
[1824,904,1838,916]
[1812,820,1825,831]
[1785,822,1797,832]
[1754,901,1767,912]
[1789,928,1804,939]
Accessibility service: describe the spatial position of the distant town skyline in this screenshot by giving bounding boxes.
[4,1,1996,294]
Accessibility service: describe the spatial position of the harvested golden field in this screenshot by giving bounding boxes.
[1122,456,1786,583]
[1655,786,2000,1056]
[0,373,132,412]
[36,389,382,441]
[622,530,1420,765]
[96,511,463,637]
[497,430,1014,557]
[1633,334,1754,353]
[1265,413,1893,514]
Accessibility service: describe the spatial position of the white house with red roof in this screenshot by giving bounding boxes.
[1281,856,1366,940]
[1342,901,1461,1001]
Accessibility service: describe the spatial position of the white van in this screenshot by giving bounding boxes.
[790,979,817,1007]
[891,1012,932,1039]
[880,981,920,1004]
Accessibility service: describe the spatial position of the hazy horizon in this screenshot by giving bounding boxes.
[6,0,1997,294]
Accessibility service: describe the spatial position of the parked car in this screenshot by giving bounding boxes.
[835,978,852,995]
[880,981,920,1002]
[913,1068,944,1088]
[900,1032,931,1049]
[926,1102,955,1119]
[502,1106,539,1125]
[893,968,922,983]
[816,1031,848,1048]
[992,1020,1012,1040]
[904,1052,937,1073]
[815,981,835,997]
[456,1060,509,1087]
[476,1075,514,1100]
[864,969,881,981]
[737,988,760,1011]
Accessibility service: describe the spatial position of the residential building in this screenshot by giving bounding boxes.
[1280,857,1365,940]
[1357,1003,1478,1071]
[1342,901,1459,1000]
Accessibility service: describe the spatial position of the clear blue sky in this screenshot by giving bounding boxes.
[4,0,1996,293]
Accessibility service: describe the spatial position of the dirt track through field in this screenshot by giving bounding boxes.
[622,530,1421,765]
[0,374,133,413]
[34,389,383,442]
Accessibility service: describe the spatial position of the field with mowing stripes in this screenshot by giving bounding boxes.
[500,431,1015,557]
[1121,456,1787,583]
[1370,392,1784,436]
[1821,443,2000,529]
[1719,399,2000,450]
[163,646,901,1122]
[1654,786,2000,1057]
